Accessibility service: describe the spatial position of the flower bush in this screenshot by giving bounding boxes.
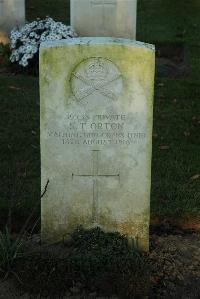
[10,17,77,71]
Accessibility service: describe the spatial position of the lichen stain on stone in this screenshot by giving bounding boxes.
[42,202,150,251]
[41,206,94,242]
[40,41,154,253]
[40,44,155,112]
[97,209,150,251]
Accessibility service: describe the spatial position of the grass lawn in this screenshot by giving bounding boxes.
[0,0,199,230]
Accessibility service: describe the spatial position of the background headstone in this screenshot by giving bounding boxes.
[71,0,137,39]
[40,37,155,251]
[0,0,25,44]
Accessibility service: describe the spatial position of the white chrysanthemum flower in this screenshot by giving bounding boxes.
[15,54,20,62]
[40,35,46,42]
[10,17,77,68]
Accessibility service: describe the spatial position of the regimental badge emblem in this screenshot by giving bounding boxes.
[71,57,123,102]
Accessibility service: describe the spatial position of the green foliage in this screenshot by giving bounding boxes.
[26,0,70,24]
[0,43,11,67]
[69,227,146,279]
[0,228,24,275]
[137,0,200,45]
[151,79,200,218]
[15,227,148,298]
[0,74,40,228]
[71,226,131,252]
[0,0,199,229]
[0,0,199,232]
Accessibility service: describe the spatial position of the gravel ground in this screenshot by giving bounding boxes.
[150,233,200,299]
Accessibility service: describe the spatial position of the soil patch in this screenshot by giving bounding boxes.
[0,228,148,298]
[151,217,200,234]
[150,232,200,298]
[0,231,200,298]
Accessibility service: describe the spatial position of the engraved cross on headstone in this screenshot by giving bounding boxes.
[72,150,120,223]
[90,0,117,34]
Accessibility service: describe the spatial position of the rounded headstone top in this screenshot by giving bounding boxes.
[40,37,155,52]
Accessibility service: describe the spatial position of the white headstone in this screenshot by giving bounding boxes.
[40,37,155,251]
[71,0,137,39]
[0,0,25,44]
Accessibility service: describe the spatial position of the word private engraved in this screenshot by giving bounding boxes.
[72,150,120,223]
[71,57,123,101]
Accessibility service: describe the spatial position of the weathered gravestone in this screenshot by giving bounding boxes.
[40,37,155,251]
[0,0,25,44]
[71,0,137,39]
